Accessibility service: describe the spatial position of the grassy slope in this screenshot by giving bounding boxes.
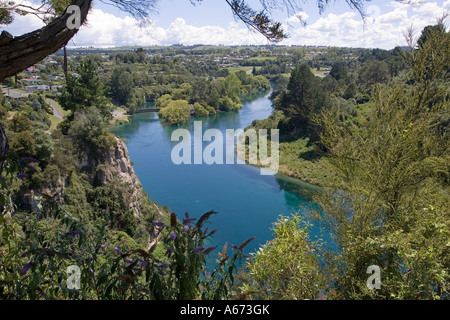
[244,102,373,187]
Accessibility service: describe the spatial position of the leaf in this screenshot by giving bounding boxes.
[238,237,255,250]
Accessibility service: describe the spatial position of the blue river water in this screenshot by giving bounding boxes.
[110,91,321,259]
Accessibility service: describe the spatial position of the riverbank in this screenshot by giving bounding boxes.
[239,108,339,188]
[109,90,321,257]
[238,134,337,188]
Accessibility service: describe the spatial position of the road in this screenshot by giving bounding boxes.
[112,109,125,117]
[46,98,63,119]
[2,87,64,119]
[2,87,29,100]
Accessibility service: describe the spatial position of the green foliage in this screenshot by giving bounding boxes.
[158,100,191,125]
[274,64,328,138]
[223,73,242,104]
[242,213,326,300]
[358,60,390,89]
[329,62,348,81]
[33,129,54,166]
[155,94,173,109]
[63,169,91,217]
[9,131,36,161]
[312,24,450,299]
[218,96,242,111]
[8,113,32,133]
[59,59,112,118]
[89,184,137,236]
[109,68,134,105]
[69,108,117,151]
[193,102,210,117]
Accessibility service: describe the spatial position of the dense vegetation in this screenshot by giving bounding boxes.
[1,21,449,300]
[243,22,449,299]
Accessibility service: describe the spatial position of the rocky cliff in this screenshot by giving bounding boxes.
[80,136,155,219]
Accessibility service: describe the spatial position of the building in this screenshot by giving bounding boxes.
[24,85,50,93]
[22,78,43,85]
[51,85,63,93]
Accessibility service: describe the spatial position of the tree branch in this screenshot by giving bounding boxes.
[0,0,92,81]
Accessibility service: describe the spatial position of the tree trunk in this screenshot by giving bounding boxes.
[64,46,68,78]
[0,0,92,82]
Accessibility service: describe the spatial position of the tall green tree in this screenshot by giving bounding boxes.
[358,60,390,89]
[109,68,134,105]
[59,59,111,118]
[275,64,327,135]
[312,22,450,299]
[223,73,242,103]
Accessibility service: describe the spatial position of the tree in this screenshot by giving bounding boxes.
[243,213,326,300]
[158,100,191,125]
[329,62,347,81]
[313,23,450,299]
[208,87,221,110]
[417,23,447,48]
[69,107,116,150]
[59,58,111,117]
[8,113,33,133]
[223,73,242,103]
[343,82,357,99]
[33,128,54,166]
[358,60,390,89]
[109,68,134,105]
[275,64,327,133]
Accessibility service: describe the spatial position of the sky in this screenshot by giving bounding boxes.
[2,0,450,49]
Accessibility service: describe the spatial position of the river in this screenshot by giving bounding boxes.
[110,90,320,259]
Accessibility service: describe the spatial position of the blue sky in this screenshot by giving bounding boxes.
[2,0,449,48]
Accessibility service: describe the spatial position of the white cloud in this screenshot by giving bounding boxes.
[1,1,448,49]
[282,1,448,49]
[286,11,309,24]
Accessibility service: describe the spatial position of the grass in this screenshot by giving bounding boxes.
[238,129,338,187]
[247,56,278,62]
[227,66,254,74]
[49,114,64,131]
[277,136,338,187]
[51,99,71,117]
[310,68,329,78]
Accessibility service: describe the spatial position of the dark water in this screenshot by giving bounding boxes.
[110,91,320,259]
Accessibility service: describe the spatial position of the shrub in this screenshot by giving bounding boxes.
[242,213,326,300]
[158,100,191,125]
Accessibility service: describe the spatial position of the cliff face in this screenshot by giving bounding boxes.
[15,134,161,225]
[80,136,151,218]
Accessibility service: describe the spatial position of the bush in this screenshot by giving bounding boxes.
[158,100,191,125]
[69,108,116,150]
[242,213,326,300]
[218,96,242,111]
[193,102,209,117]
